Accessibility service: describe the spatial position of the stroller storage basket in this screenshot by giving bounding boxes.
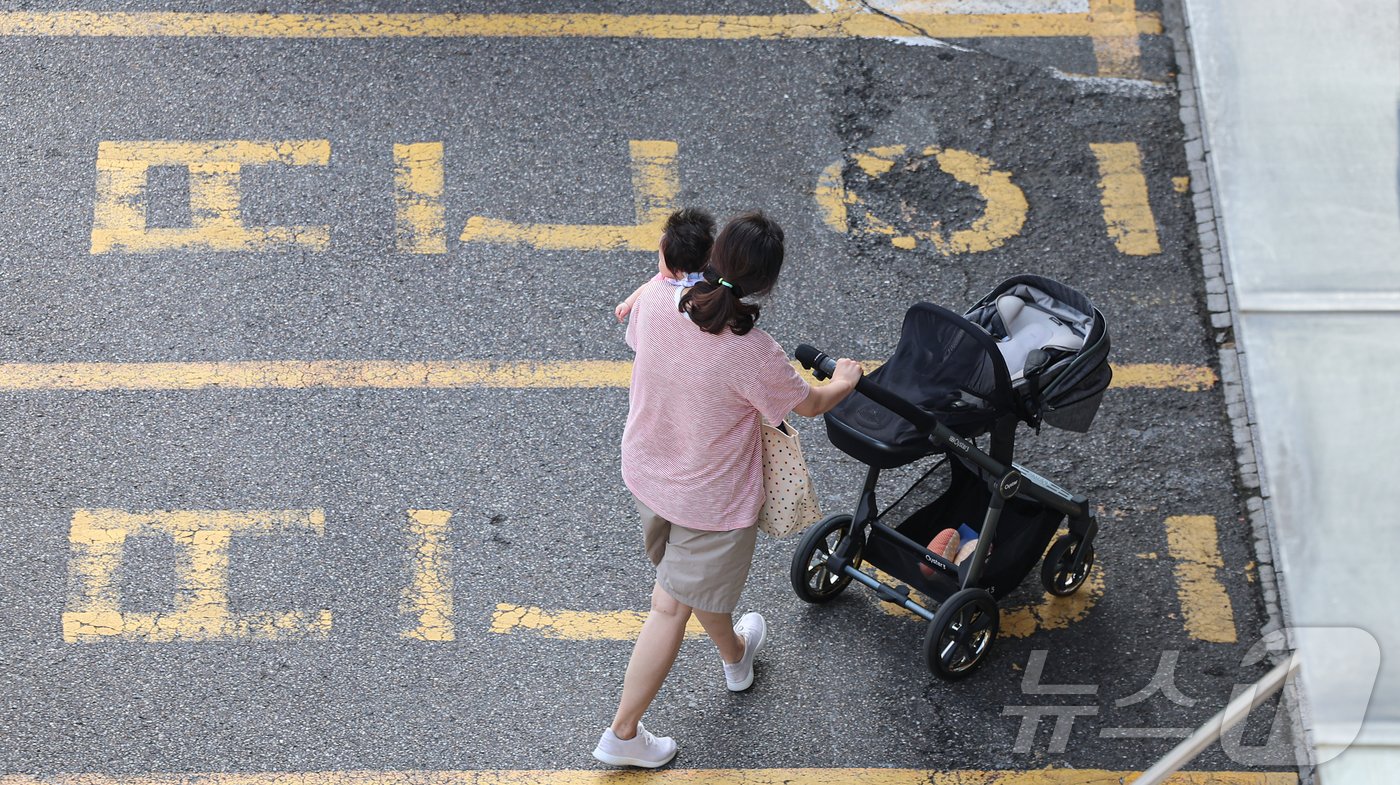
[866,456,1065,602]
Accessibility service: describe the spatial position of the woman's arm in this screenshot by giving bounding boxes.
[792,358,862,417]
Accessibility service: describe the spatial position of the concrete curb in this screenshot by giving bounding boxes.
[1160,0,1315,781]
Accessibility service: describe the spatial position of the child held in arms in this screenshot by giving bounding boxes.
[615,208,716,323]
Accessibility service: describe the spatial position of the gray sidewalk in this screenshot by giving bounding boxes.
[1180,0,1400,781]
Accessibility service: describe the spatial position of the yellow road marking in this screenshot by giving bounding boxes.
[1165,515,1237,644]
[402,510,454,642]
[90,140,331,254]
[62,509,331,643]
[392,143,447,254]
[460,140,677,251]
[1087,0,1143,78]
[872,555,1104,637]
[0,10,1163,42]
[1000,565,1104,638]
[1112,362,1216,391]
[805,0,1149,76]
[0,768,1298,785]
[1090,141,1162,256]
[490,604,705,640]
[0,361,1214,392]
[930,147,1029,254]
[815,145,1028,254]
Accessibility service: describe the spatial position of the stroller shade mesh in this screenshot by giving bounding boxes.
[825,303,1015,469]
[867,457,1064,601]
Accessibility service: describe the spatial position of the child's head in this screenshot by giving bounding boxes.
[680,211,785,336]
[658,208,716,277]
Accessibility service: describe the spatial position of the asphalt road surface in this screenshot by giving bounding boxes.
[0,1,1298,781]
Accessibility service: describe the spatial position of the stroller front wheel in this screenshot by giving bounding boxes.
[1040,535,1095,597]
[925,588,999,680]
[790,514,859,604]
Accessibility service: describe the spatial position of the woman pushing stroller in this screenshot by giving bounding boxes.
[593,211,862,768]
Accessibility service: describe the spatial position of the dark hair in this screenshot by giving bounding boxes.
[659,208,716,275]
[680,211,785,336]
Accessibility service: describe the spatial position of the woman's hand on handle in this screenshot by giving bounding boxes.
[830,358,862,389]
[793,358,863,418]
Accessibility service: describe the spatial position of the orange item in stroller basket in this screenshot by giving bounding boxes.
[920,529,960,578]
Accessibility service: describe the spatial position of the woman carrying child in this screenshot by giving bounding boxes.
[593,211,862,768]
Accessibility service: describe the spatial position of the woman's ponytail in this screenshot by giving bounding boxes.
[679,212,784,336]
[680,280,760,335]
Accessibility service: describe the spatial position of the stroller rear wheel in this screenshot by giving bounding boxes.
[1040,535,1095,597]
[925,588,999,680]
[790,514,859,604]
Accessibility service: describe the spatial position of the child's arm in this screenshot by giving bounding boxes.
[615,280,652,322]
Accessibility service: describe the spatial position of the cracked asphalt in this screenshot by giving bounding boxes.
[0,0,1299,778]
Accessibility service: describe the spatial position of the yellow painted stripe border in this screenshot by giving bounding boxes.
[0,11,1162,41]
[0,361,1216,392]
[491,603,705,641]
[0,768,1297,785]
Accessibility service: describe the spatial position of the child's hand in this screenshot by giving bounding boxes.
[615,301,633,322]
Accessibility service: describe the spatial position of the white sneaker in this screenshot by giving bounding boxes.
[592,722,678,768]
[723,611,767,691]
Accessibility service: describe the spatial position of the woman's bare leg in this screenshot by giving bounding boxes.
[693,609,743,664]
[610,582,692,739]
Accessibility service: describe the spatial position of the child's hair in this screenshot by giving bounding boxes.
[680,211,784,336]
[660,208,716,275]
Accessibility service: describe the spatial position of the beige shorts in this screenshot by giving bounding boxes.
[637,497,758,614]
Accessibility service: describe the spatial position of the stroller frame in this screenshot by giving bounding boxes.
[792,345,1099,680]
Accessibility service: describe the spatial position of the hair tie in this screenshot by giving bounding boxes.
[702,268,745,298]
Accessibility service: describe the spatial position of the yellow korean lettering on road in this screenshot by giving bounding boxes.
[1085,0,1144,79]
[490,604,706,641]
[1165,514,1238,644]
[815,144,1028,254]
[90,140,331,254]
[460,140,678,251]
[402,509,455,642]
[819,140,1170,256]
[1090,141,1162,256]
[62,509,332,643]
[393,142,448,254]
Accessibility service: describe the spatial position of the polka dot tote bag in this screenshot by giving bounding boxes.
[756,419,823,539]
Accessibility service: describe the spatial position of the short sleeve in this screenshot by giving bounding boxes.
[733,334,811,424]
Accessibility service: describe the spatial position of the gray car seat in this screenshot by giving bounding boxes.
[993,294,1086,381]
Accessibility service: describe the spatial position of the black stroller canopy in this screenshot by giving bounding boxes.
[827,303,1015,469]
[826,276,1112,468]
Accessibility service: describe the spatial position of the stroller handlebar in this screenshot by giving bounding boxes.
[795,344,938,433]
[794,344,836,380]
[797,343,1012,479]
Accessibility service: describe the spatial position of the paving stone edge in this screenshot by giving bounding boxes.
[1162,1,1316,781]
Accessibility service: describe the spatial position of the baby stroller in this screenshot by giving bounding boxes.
[791,275,1111,680]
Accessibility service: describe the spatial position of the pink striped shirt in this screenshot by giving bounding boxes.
[622,280,811,531]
